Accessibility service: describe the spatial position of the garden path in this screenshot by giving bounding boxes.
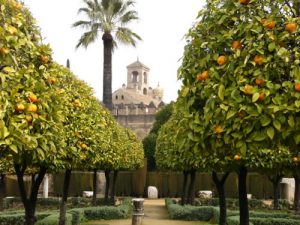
[85,199,207,225]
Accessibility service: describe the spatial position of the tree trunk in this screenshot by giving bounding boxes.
[104,170,110,204]
[102,33,113,110]
[59,169,72,225]
[238,166,249,225]
[294,175,300,214]
[92,169,98,206]
[268,175,282,210]
[187,170,196,205]
[0,174,6,210]
[294,0,300,17]
[212,171,229,225]
[14,164,46,225]
[181,171,188,205]
[110,170,118,203]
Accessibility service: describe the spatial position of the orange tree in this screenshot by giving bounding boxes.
[178,0,299,224]
[50,64,115,224]
[0,1,67,224]
[155,107,204,205]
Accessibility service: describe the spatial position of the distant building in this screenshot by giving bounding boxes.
[112,59,164,139]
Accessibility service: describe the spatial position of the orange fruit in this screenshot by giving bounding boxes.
[239,0,250,4]
[16,103,25,112]
[81,143,88,149]
[196,71,209,81]
[285,22,297,33]
[25,115,33,123]
[295,83,300,92]
[232,40,242,50]
[264,20,276,30]
[0,48,9,55]
[233,154,240,161]
[28,94,38,103]
[255,78,264,86]
[254,55,264,65]
[47,77,57,84]
[27,104,38,113]
[243,84,254,95]
[293,157,298,162]
[215,125,223,134]
[217,55,227,66]
[258,92,265,101]
[40,55,49,64]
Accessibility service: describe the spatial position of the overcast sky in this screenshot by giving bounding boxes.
[22,0,205,103]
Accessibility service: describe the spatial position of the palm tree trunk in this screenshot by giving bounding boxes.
[181,171,188,205]
[238,166,249,225]
[92,169,98,206]
[212,171,229,225]
[102,33,113,110]
[14,164,46,225]
[59,169,72,225]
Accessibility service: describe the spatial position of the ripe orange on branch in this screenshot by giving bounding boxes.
[196,71,209,81]
[232,40,242,50]
[28,93,38,103]
[0,48,9,55]
[293,157,298,163]
[285,22,297,33]
[243,84,254,95]
[254,55,264,65]
[295,83,300,92]
[233,154,240,161]
[239,0,250,5]
[215,125,223,134]
[217,55,227,66]
[258,92,266,101]
[16,103,25,112]
[262,20,276,30]
[255,78,264,86]
[27,104,38,113]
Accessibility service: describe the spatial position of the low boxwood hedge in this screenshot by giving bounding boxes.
[0,198,132,225]
[166,198,300,225]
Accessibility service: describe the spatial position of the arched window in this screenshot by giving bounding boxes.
[115,95,118,100]
[121,95,124,100]
[144,72,147,83]
[132,71,138,82]
[143,88,147,95]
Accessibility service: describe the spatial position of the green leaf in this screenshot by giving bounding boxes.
[181,88,189,97]
[268,42,276,52]
[252,93,260,102]
[294,134,300,144]
[218,84,225,101]
[267,127,275,140]
[288,115,295,128]
[3,67,15,73]
[273,120,281,131]
[226,110,235,120]
[9,144,18,153]
[260,116,271,127]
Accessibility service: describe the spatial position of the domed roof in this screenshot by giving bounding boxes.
[153,83,163,97]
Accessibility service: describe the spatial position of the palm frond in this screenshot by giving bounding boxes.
[120,10,138,25]
[75,29,99,49]
[115,27,141,47]
[72,20,92,29]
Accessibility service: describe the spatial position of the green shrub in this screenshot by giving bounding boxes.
[0,211,51,225]
[165,198,213,221]
[36,212,72,225]
[70,208,87,225]
[251,217,300,225]
[83,197,131,220]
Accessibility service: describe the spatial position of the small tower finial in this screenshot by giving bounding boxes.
[66,59,70,69]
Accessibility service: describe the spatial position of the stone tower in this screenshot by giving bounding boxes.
[112,60,165,139]
[126,59,150,95]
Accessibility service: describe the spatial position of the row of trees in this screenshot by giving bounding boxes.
[156,0,299,225]
[0,1,144,225]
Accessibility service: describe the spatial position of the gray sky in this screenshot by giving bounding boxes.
[22,0,205,103]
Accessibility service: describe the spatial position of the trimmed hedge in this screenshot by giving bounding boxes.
[166,198,300,225]
[0,198,132,225]
[165,198,213,221]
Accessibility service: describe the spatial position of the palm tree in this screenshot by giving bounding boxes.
[73,0,141,110]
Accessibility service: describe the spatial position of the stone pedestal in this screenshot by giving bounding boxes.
[132,198,144,225]
[97,172,106,197]
[42,175,48,198]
